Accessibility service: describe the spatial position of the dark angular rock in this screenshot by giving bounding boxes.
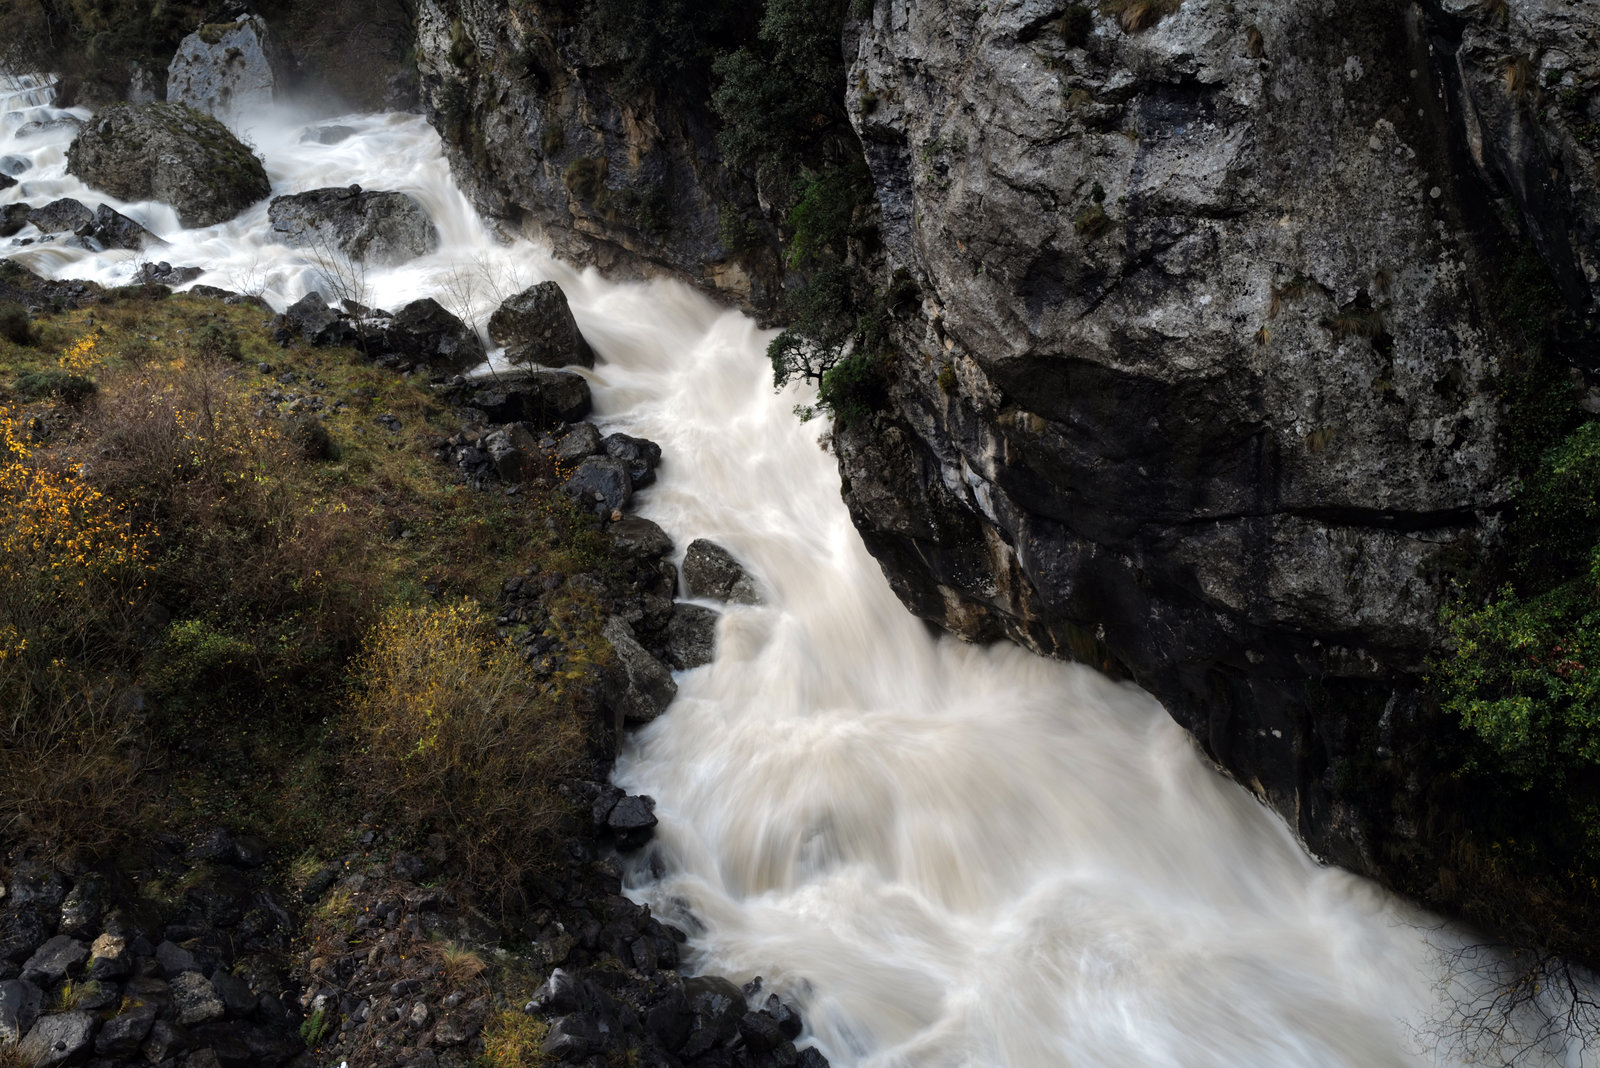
[57,880,105,939]
[601,433,661,489]
[209,969,255,1018]
[26,198,94,234]
[1,203,30,238]
[83,203,163,251]
[739,1011,782,1054]
[86,934,130,982]
[665,603,718,671]
[141,1019,193,1062]
[562,456,632,515]
[171,971,225,1026]
[682,540,761,605]
[155,940,200,977]
[540,1014,602,1061]
[0,978,43,1042]
[454,370,591,427]
[609,516,673,560]
[18,1010,98,1066]
[795,1045,830,1068]
[94,1003,157,1057]
[273,292,356,348]
[765,994,802,1041]
[484,423,540,482]
[606,795,658,852]
[21,935,88,986]
[66,103,269,228]
[185,828,237,864]
[553,422,603,464]
[383,298,486,374]
[133,261,203,287]
[488,281,594,368]
[590,784,625,829]
[601,617,677,728]
[268,186,439,266]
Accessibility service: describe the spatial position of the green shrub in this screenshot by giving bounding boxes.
[817,350,886,426]
[1512,421,1600,589]
[0,301,34,345]
[785,166,867,267]
[15,370,96,403]
[717,208,765,255]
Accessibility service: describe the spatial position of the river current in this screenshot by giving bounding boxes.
[0,75,1577,1067]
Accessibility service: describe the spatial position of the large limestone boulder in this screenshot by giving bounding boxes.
[487,281,595,368]
[267,186,439,266]
[166,14,283,129]
[66,104,269,228]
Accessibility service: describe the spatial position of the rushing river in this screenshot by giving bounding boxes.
[0,74,1580,1067]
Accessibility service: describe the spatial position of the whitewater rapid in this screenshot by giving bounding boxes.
[0,74,1573,1067]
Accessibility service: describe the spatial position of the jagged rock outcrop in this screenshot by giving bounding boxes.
[268,186,439,266]
[411,0,780,307]
[835,0,1600,917]
[65,104,270,228]
[166,13,284,129]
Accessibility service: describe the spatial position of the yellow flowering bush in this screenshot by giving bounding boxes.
[0,407,153,664]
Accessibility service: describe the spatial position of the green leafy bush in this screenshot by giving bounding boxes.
[818,350,886,426]
[0,301,34,345]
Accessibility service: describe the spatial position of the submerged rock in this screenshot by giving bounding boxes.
[66,103,269,228]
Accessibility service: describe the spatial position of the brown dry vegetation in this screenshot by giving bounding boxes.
[0,281,603,904]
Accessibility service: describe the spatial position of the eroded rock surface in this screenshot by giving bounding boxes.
[166,14,284,129]
[835,0,1600,904]
[268,186,439,266]
[66,104,269,228]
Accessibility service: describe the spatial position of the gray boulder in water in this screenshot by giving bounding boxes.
[166,14,283,128]
[682,539,761,605]
[487,281,595,368]
[25,198,93,235]
[267,185,439,266]
[66,104,269,228]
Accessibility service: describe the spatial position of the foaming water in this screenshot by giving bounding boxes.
[0,81,1577,1067]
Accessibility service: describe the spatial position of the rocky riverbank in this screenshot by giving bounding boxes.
[0,260,828,1067]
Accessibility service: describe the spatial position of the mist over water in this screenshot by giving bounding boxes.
[0,75,1577,1067]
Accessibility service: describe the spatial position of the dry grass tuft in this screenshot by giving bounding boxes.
[480,1010,551,1068]
[1100,0,1181,33]
[351,600,586,909]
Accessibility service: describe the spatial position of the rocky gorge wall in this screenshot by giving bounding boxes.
[832,0,1600,934]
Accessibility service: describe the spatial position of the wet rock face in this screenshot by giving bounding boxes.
[836,0,1600,879]
[410,0,779,308]
[65,104,270,228]
[268,186,440,267]
[166,14,284,129]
